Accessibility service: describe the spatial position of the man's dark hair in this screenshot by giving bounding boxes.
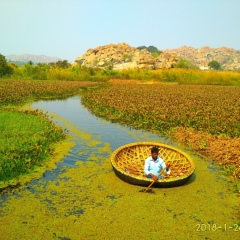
[151,146,159,153]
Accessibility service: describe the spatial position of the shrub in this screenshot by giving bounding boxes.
[208,60,221,70]
[175,57,199,70]
[0,54,14,77]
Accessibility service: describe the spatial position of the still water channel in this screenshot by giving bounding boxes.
[0,95,239,240]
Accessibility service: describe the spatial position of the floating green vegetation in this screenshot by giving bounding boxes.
[0,120,239,240]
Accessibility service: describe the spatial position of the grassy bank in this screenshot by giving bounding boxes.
[0,110,66,182]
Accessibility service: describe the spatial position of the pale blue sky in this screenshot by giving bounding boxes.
[1,0,239,62]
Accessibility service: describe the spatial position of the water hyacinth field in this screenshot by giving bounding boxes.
[81,80,240,179]
[0,79,103,107]
[82,81,240,137]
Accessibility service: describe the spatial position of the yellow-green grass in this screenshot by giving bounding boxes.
[9,64,240,85]
[110,68,240,86]
[0,109,66,182]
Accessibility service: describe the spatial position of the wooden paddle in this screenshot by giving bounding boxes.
[143,163,171,193]
[143,169,164,193]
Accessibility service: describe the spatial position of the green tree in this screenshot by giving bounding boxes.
[137,46,147,50]
[56,60,70,68]
[49,60,70,68]
[0,54,13,77]
[23,63,49,80]
[208,60,221,70]
[137,45,162,57]
[147,46,159,53]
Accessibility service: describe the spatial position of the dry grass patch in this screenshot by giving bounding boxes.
[169,126,240,180]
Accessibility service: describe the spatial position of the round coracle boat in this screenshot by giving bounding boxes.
[111,142,195,188]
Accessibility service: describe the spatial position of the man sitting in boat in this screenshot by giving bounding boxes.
[144,146,170,180]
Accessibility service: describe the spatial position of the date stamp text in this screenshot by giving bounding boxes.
[196,223,239,232]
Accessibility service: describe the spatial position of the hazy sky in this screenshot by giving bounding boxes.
[1,0,239,62]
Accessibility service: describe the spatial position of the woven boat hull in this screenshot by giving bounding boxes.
[111,142,195,188]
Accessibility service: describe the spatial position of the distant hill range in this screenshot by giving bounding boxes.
[6,54,62,65]
[6,44,240,71]
[74,43,240,71]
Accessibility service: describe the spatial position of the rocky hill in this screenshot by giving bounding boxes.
[74,43,240,71]
[164,46,240,70]
[74,42,178,70]
[6,54,62,65]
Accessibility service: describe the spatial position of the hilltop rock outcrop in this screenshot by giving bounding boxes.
[74,42,178,70]
[74,43,240,71]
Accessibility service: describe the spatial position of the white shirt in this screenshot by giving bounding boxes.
[144,156,166,176]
